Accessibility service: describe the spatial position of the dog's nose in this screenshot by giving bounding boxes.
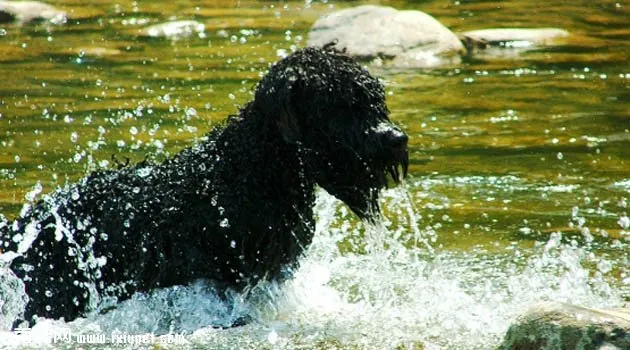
[379,124,409,180]
[379,124,408,155]
[385,128,408,149]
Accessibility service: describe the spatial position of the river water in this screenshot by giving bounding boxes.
[0,0,628,349]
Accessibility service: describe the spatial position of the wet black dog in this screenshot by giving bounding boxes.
[0,46,408,325]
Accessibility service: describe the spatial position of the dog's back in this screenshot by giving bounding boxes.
[2,113,316,324]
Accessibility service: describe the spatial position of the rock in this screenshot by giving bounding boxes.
[139,20,206,40]
[307,5,465,68]
[458,28,570,61]
[460,28,569,46]
[500,302,630,350]
[0,1,66,24]
[459,28,569,54]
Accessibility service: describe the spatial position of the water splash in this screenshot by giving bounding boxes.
[249,193,619,349]
[0,187,623,349]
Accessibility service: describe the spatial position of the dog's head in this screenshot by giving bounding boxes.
[252,46,408,220]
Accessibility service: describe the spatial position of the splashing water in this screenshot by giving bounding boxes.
[0,186,622,349]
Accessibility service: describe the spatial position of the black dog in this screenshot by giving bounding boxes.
[0,46,408,325]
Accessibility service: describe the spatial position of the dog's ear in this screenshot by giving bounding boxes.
[276,102,300,144]
[275,74,302,144]
[255,63,304,144]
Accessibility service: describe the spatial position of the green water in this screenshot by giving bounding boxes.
[0,0,629,348]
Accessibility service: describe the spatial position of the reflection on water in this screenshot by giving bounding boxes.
[0,0,629,349]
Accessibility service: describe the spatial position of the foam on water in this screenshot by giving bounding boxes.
[0,187,623,349]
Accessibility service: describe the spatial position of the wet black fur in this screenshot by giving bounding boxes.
[0,46,408,325]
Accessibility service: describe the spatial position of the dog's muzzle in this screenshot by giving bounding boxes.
[379,124,409,183]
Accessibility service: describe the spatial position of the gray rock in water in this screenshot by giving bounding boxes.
[500,302,630,350]
[139,20,206,39]
[0,1,66,24]
[460,28,569,47]
[456,28,570,61]
[307,5,465,68]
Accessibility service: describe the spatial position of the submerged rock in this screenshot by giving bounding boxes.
[307,5,465,68]
[459,28,569,56]
[139,20,206,39]
[460,28,569,46]
[0,1,66,24]
[500,302,630,350]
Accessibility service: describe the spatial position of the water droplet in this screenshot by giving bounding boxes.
[229,240,236,248]
[221,218,231,228]
[268,330,279,344]
[185,107,197,118]
[217,29,228,38]
[137,167,152,177]
[25,182,43,201]
[597,259,612,274]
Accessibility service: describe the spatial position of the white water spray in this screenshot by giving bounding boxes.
[0,186,623,349]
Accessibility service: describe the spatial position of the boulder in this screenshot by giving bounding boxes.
[500,302,630,350]
[307,5,465,68]
[0,1,66,24]
[139,20,206,40]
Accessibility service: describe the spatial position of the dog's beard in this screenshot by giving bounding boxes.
[308,134,409,221]
[324,158,408,222]
[386,155,409,186]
